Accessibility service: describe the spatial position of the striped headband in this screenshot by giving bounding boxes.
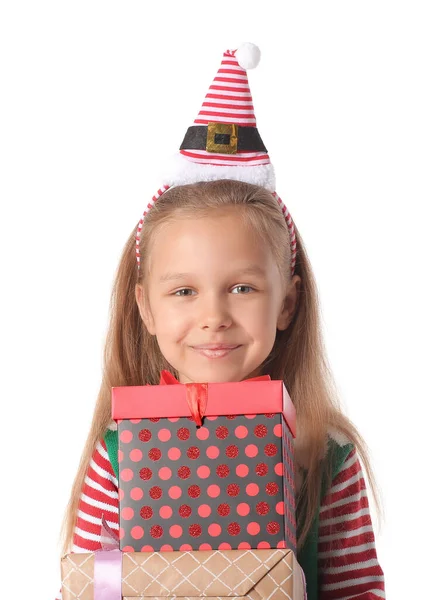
[136,43,297,275]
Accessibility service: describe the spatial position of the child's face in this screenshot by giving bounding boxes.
[136,209,300,383]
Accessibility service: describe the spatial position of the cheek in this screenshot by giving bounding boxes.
[236,299,277,331]
[152,302,192,335]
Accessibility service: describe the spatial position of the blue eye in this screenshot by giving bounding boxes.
[232,285,254,294]
[174,286,254,296]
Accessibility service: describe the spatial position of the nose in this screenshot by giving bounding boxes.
[199,292,233,331]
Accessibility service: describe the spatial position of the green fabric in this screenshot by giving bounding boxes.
[104,429,119,479]
[297,439,354,600]
[104,427,353,600]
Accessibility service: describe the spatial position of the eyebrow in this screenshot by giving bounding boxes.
[158,265,267,283]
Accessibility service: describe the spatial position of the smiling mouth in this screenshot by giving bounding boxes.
[191,346,241,359]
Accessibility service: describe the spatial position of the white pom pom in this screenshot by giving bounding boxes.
[235,42,261,70]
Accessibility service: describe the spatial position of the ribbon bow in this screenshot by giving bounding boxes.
[159,370,270,427]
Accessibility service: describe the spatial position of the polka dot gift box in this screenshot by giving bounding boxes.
[112,371,297,553]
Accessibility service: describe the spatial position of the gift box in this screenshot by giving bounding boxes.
[112,377,297,552]
[61,548,306,600]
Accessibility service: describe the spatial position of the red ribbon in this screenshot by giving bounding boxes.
[159,370,270,427]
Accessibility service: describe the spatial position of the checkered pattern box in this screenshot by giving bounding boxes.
[112,379,297,552]
[61,548,306,600]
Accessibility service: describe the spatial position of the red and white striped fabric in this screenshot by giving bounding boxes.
[318,447,385,599]
[55,435,384,600]
[181,48,270,168]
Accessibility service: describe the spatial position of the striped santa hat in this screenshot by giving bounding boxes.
[137,43,297,273]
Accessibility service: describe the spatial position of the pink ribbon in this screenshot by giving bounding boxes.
[94,517,122,600]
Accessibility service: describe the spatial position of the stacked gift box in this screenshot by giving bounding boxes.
[61,374,306,599]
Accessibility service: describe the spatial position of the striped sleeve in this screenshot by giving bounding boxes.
[318,447,385,600]
[55,436,119,599]
[72,436,119,550]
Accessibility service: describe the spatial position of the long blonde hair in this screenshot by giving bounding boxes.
[59,179,381,555]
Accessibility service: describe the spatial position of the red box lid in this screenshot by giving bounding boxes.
[112,380,296,437]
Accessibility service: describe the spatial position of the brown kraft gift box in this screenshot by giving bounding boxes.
[61,548,306,599]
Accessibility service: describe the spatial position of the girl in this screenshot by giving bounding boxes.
[57,45,385,600]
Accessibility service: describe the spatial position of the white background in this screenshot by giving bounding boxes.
[1,1,443,598]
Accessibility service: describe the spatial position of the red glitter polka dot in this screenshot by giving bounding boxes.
[217,503,231,517]
[264,443,278,456]
[188,484,201,498]
[179,504,192,518]
[149,486,162,499]
[187,446,200,459]
[226,414,236,419]
[254,424,268,438]
[227,483,240,497]
[227,522,241,536]
[139,467,152,481]
[139,429,151,442]
[177,427,190,440]
[189,524,202,537]
[216,426,229,439]
[148,448,161,461]
[255,462,268,476]
[265,413,275,418]
[140,506,153,519]
[216,464,230,478]
[225,445,239,458]
[149,417,160,422]
[178,466,191,479]
[266,521,280,534]
[150,525,163,538]
[266,482,279,496]
[256,501,270,515]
